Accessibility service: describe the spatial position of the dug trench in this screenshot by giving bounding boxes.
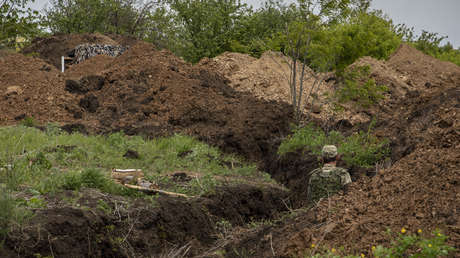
[2,185,290,258]
[2,36,459,257]
[1,38,306,257]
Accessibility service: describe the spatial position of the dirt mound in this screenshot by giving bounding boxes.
[0,53,76,124]
[65,54,115,78]
[388,43,460,90]
[22,33,118,68]
[3,39,294,161]
[200,51,335,118]
[215,45,460,257]
[66,42,294,160]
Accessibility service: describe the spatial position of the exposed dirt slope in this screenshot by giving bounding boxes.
[2,184,289,258]
[217,44,460,257]
[200,51,336,119]
[0,53,75,124]
[3,38,295,161]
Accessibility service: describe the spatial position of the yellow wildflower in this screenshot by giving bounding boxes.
[331,248,336,253]
[428,244,432,248]
[311,244,316,248]
[372,246,376,251]
[361,253,365,258]
[401,228,406,234]
[418,229,422,234]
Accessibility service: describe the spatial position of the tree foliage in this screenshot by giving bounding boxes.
[0,0,41,48]
[44,0,159,37]
[166,0,249,63]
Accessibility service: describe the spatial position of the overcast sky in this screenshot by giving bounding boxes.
[245,0,460,48]
[30,0,460,47]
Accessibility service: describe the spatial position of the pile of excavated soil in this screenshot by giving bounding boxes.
[199,51,336,119]
[3,38,294,161]
[65,54,115,78]
[0,52,75,124]
[217,44,460,257]
[22,33,119,69]
[73,42,294,160]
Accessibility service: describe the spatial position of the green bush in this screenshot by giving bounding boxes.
[335,65,388,108]
[278,123,389,168]
[331,11,402,72]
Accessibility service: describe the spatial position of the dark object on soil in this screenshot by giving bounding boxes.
[79,94,99,113]
[14,113,26,121]
[65,75,105,94]
[60,123,87,134]
[172,172,191,182]
[39,64,51,71]
[123,149,140,159]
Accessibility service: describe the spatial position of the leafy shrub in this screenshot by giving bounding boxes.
[81,168,107,189]
[278,123,389,168]
[335,65,388,108]
[61,171,83,190]
[331,11,402,72]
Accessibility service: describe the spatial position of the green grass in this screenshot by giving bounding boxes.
[278,122,389,168]
[0,125,272,196]
[0,125,276,239]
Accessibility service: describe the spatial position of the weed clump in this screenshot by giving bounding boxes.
[278,122,389,168]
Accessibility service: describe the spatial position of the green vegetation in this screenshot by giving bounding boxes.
[0,125,273,238]
[0,0,42,48]
[303,229,455,257]
[278,122,389,168]
[334,65,388,108]
[0,125,268,195]
[44,0,158,37]
[2,0,458,69]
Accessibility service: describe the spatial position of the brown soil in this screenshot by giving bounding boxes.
[0,52,75,124]
[213,45,460,257]
[3,39,294,161]
[2,34,460,257]
[200,51,336,120]
[1,184,288,258]
[22,33,119,69]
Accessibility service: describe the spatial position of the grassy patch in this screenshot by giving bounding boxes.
[0,125,276,238]
[0,125,272,196]
[278,122,389,168]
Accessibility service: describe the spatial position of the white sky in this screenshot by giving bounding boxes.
[245,0,460,48]
[30,0,460,48]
